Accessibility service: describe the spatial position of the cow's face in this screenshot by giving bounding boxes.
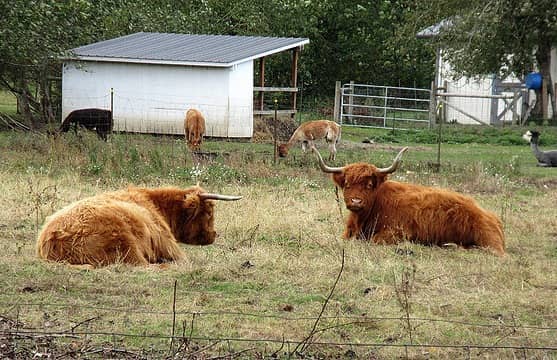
[174,187,241,245]
[332,164,388,212]
[188,140,202,151]
[312,145,408,212]
[178,194,217,245]
[278,144,289,157]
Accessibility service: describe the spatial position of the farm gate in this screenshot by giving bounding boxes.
[333,81,432,130]
[434,79,529,126]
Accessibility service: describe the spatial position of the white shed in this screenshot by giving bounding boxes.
[62,32,309,137]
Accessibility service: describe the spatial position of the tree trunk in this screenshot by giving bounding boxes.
[17,80,35,129]
[39,69,55,127]
[535,40,556,122]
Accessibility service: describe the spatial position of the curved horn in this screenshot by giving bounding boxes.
[199,193,242,201]
[311,144,343,173]
[376,147,408,174]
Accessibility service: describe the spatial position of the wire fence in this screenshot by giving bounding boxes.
[1,301,555,359]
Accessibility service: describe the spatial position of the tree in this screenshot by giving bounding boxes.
[0,0,436,127]
[405,0,557,120]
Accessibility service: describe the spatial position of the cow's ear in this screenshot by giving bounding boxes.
[183,194,200,208]
[371,173,387,189]
[332,172,345,188]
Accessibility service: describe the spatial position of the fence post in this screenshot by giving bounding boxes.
[383,87,388,128]
[429,81,436,129]
[490,76,501,126]
[334,81,341,123]
[110,88,114,131]
[348,81,354,124]
[273,99,278,164]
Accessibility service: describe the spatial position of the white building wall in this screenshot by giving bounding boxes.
[439,58,521,125]
[62,61,253,137]
[226,61,253,137]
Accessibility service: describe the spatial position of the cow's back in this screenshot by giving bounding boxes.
[301,120,334,140]
[371,182,505,255]
[37,193,185,267]
[184,109,206,148]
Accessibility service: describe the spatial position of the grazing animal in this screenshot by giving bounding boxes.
[184,109,206,151]
[60,108,112,140]
[37,185,241,268]
[522,130,557,167]
[312,146,505,256]
[278,120,341,161]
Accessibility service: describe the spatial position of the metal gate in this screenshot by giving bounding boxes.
[335,83,431,130]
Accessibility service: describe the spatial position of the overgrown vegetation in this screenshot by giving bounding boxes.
[0,127,556,358]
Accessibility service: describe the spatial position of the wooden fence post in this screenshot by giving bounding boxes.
[333,81,341,123]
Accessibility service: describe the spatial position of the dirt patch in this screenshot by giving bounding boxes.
[252,116,298,143]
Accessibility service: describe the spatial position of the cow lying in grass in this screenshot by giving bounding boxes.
[312,146,505,256]
[37,185,241,268]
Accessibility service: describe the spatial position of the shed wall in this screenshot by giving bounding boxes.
[440,59,522,125]
[62,61,253,137]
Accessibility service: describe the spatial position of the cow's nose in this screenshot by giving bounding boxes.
[351,198,362,205]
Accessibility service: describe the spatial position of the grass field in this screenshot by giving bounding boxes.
[0,124,556,359]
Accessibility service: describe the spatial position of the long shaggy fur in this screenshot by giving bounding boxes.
[37,186,220,267]
[184,109,206,150]
[331,162,505,256]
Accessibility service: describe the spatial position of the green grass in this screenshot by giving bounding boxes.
[0,90,17,115]
[0,127,556,358]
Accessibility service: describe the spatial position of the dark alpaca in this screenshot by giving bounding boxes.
[60,108,112,140]
[522,130,557,167]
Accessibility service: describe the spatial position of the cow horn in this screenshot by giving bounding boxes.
[199,193,242,201]
[311,145,343,173]
[376,147,408,174]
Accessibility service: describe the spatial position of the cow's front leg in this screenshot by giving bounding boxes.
[371,230,402,245]
[343,215,360,239]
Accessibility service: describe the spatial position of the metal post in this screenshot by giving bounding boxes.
[383,87,388,128]
[348,81,354,124]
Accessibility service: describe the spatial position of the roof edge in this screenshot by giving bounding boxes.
[61,55,234,67]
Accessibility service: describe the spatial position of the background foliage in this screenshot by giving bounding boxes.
[1,0,556,127]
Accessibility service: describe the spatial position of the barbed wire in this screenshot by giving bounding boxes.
[2,328,556,352]
[1,302,556,331]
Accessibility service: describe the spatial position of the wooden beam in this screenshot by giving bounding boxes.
[254,109,297,115]
[290,47,299,117]
[259,57,265,112]
[254,87,298,92]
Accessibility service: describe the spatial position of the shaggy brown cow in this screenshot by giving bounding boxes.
[278,120,341,160]
[37,185,241,267]
[184,109,206,150]
[312,146,505,256]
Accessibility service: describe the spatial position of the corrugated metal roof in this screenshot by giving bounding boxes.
[67,32,310,67]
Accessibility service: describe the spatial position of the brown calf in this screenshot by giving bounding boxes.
[278,120,341,160]
[184,109,206,150]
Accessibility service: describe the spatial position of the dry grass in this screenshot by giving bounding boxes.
[0,131,555,359]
